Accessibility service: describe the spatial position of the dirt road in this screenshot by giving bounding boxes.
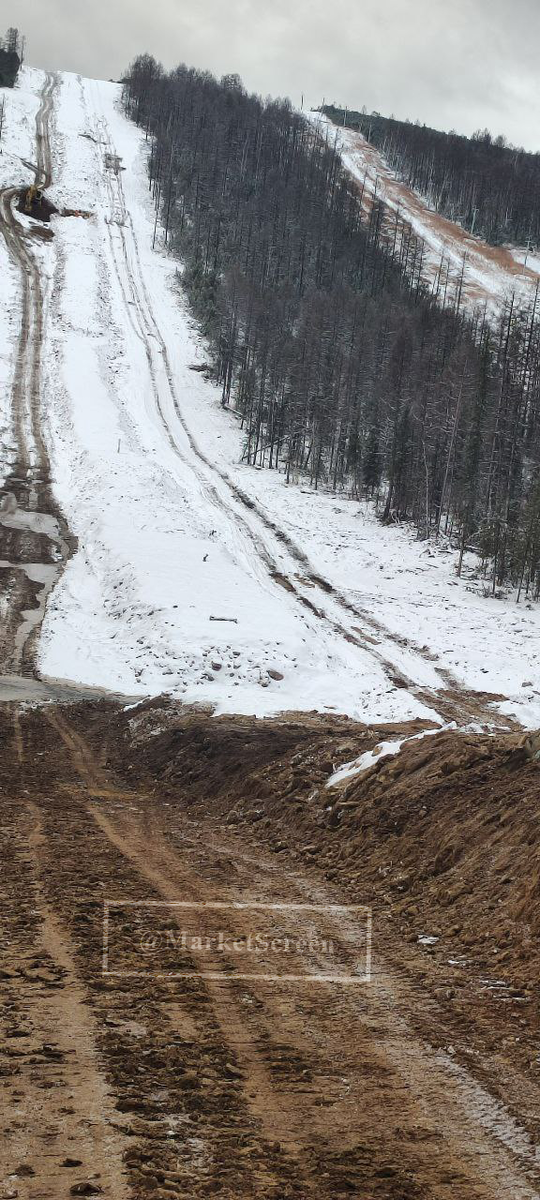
[1,700,539,1199]
[0,73,72,679]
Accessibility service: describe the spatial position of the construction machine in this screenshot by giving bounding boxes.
[24,183,42,214]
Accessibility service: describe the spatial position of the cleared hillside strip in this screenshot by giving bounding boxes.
[314,114,540,317]
[124,58,540,597]
[324,104,540,251]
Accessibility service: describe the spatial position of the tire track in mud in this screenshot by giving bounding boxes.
[25,709,317,1198]
[34,708,540,1200]
[0,705,131,1198]
[0,73,56,470]
[0,803,130,1198]
[87,87,513,731]
[35,72,56,190]
[0,73,73,679]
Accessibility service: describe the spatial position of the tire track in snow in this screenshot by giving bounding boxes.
[0,73,73,679]
[84,91,411,689]
[85,83,516,729]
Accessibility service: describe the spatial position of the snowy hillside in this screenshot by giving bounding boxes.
[1,69,539,726]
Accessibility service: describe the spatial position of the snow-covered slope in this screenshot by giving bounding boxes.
[0,69,44,471]
[2,70,540,726]
[308,113,540,320]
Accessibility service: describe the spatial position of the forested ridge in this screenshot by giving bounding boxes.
[324,103,540,251]
[0,27,23,88]
[125,57,540,597]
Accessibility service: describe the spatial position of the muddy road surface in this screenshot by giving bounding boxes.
[0,73,73,681]
[1,699,539,1200]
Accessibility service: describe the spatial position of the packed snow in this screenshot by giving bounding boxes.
[2,69,540,726]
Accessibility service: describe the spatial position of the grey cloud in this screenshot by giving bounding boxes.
[11,0,540,150]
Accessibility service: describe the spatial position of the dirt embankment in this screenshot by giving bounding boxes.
[114,702,540,1003]
[2,699,539,1200]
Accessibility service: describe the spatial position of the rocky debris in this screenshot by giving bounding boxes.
[69,1185,102,1197]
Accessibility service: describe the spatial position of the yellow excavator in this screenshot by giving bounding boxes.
[24,183,42,214]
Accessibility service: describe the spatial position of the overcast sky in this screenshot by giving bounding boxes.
[12,0,540,150]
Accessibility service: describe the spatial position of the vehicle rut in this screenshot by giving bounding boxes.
[86,84,513,732]
[0,73,73,679]
[29,706,540,1200]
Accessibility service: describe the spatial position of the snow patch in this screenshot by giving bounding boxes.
[327,723,456,786]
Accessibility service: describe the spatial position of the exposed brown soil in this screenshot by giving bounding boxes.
[1,698,539,1199]
[17,187,58,223]
[61,208,93,219]
[15,188,92,224]
[334,125,540,309]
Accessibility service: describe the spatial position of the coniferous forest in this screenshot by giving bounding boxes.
[0,27,22,87]
[124,57,540,597]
